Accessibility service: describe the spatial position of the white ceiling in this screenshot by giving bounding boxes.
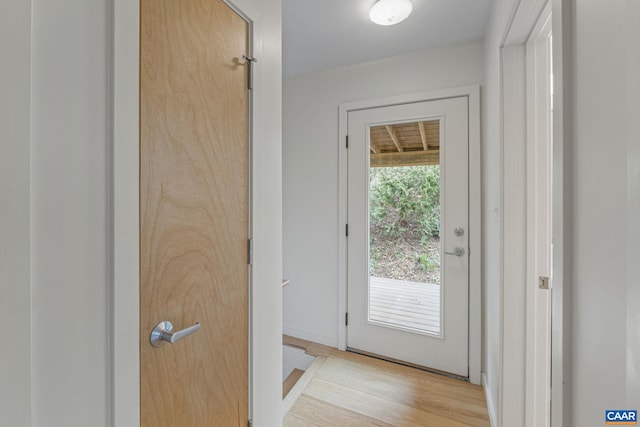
[283,0,492,77]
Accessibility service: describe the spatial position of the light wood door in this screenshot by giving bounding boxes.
[140,1,250,425]
[347,97,469,377]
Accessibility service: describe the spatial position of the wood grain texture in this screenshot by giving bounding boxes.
[369,120,440,167]
[284,414,320,427]
[284,347,490,427]
[369,277,441,334]
[283,335,334,358]
[288,395,395,427]
[283,356,327,415]
[140,0,249,425]
[370,151,440,167]
[284,369,306,398]
[385,125,404,152]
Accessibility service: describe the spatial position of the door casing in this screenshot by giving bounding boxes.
[346,98,470,377]
[525,6,553,426]
[139,0,251,424]
[499,0,567,425]
[337,85,482,385]
[111,1,283,426]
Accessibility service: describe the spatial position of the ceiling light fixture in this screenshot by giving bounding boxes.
[369,0,413,26]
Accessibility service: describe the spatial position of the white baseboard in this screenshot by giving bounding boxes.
[283,324,336,348]
[482,372,498,427]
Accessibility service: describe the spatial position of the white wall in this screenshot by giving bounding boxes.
[30,0,111,424]
[569,0,640,424]
[481,0,518,422]
[2,0,282,426]
[283,42,484,346]
[482,0,640,424]
[0,1,32,425]
[625,0,640,407]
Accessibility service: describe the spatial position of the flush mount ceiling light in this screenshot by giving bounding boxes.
[369,0,413,26]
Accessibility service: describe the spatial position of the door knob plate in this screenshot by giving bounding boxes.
[150,321,201,347]
[444,247,465,257]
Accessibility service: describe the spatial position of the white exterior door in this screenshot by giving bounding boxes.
[346,97,469,377]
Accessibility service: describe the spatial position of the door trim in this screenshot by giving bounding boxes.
[112,1,274,425]
[499,0,569,425]
[525,6,552,426]
[337,85,481,385]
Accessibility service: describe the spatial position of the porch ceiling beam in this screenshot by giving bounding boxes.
[385,125,403,152]
[370,150,439,168]
[418,121,428,150]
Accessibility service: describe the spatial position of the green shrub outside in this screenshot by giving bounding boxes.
[369,165,441,240]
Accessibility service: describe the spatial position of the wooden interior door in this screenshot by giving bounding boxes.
[140,0,250,425]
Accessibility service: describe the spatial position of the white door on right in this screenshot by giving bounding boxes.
[347,97,469,377]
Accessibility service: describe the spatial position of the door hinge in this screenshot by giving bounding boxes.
[345,224,349,237]
[242,55,257,90]
[539,275,550,290]
[345,312,349,326]
[346,135,349,148]
[247,238,253,265]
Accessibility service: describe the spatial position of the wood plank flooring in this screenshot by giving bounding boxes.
[284,369,306,398]
[370,276,441,334]
[283,336,490,427]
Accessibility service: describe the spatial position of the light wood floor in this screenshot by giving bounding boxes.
[283,336,490,427]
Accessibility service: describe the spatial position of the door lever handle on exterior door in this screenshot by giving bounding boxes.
[444,247,465,257]
[150,321,201,347]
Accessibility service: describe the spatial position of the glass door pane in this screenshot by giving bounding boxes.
[368,120,441,335]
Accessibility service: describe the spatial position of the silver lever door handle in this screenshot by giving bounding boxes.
[444,247,465,257]
[150,321,201,347]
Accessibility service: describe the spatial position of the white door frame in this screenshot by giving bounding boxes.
[112,1,278,425]
[500,0,569,425]
[525,5,552,426]
[337,85,481,385]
